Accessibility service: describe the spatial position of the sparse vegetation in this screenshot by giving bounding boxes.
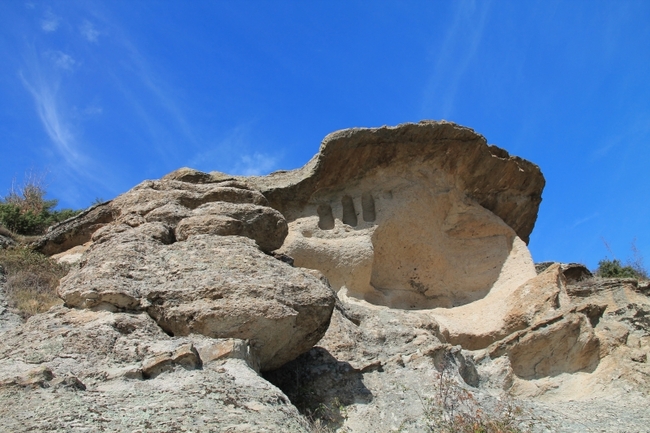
[596,239,648,280]
[0,172,81,236]
[0,173,77,317]
[417,368,536,433]
[303,398,348,433]
[0,246,67,317]
[595,259,643,279]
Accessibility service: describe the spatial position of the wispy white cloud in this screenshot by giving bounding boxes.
[20,72,84,169]
[80,20,100,42]
[46,50,76,71]
[233,153,278,176]
[187,125,249,170]
[420,0,491,118]
[81,104,103,116]
[187,124,279,175]
[41,11,60,32]
[17,46,112,193]
[125,42,197,144]
[100,26,200,160]
[571,212,599,229]
[591,114,650,161]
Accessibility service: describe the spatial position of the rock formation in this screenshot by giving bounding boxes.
[248,121,544,311]
[47,178,336,371]
[1,121,648,432]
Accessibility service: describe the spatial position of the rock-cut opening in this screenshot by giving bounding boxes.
[357,188,520,309]
[281,182,534,311]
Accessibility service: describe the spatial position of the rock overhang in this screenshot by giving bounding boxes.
[242,120,545,244]
[234,121,545,311]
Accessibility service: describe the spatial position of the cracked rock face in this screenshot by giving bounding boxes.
[52,179,335,372]
[59,232,335,371]
[0,307,310,432]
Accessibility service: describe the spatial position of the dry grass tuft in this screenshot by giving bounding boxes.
[0,246,67,317]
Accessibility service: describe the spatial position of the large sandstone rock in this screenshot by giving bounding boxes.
[431,263,570,350]
[50,178,334,371]
[249,121,544,243]
[241,121,545,310]
[59,231,335,370]
[31,201,115,256]
[33,179,283,255]
[264,273,650,432]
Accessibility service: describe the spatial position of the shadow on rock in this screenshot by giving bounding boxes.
[263,347,373,428]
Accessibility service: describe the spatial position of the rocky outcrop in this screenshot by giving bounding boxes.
[31,201,115,256]
[246,121,544,243]
[59,232,335,370]
[536,261,593,283]
[49,179,335,372]
[1,174,335,430]
[2,121,649,432]
[0,271,22,335]
[0,235,14,250]
[262,272,650,432]
[0,307,310,431]
[244,121,545,310]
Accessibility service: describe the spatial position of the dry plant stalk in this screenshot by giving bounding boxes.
[418,367,535,433]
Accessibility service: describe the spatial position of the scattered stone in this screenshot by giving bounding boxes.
[0,234,14,250]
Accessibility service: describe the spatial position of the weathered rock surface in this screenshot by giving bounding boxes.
[33,179,284,256]
[45,177,335,372]
[0,307,310,432]
[253,121,545,310]
[0,271,22,335]
[59,232,335,370]
[31,201,115,256]
[266,274,650,432]
[0,234,14,250]
[2,121,649,432]
[536,261,593,283]
[248,121,544,243]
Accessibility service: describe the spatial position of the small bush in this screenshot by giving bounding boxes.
[0,247,67,317]
[0,174,81,236]
[595,259,642,279]
[597,238,648,280]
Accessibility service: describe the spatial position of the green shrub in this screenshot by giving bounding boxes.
[595,259,644,279]
[0,247,67,317]
[0,176,81,236]
[597,238,648,280]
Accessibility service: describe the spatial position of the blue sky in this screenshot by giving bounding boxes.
[1,1,648,271]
